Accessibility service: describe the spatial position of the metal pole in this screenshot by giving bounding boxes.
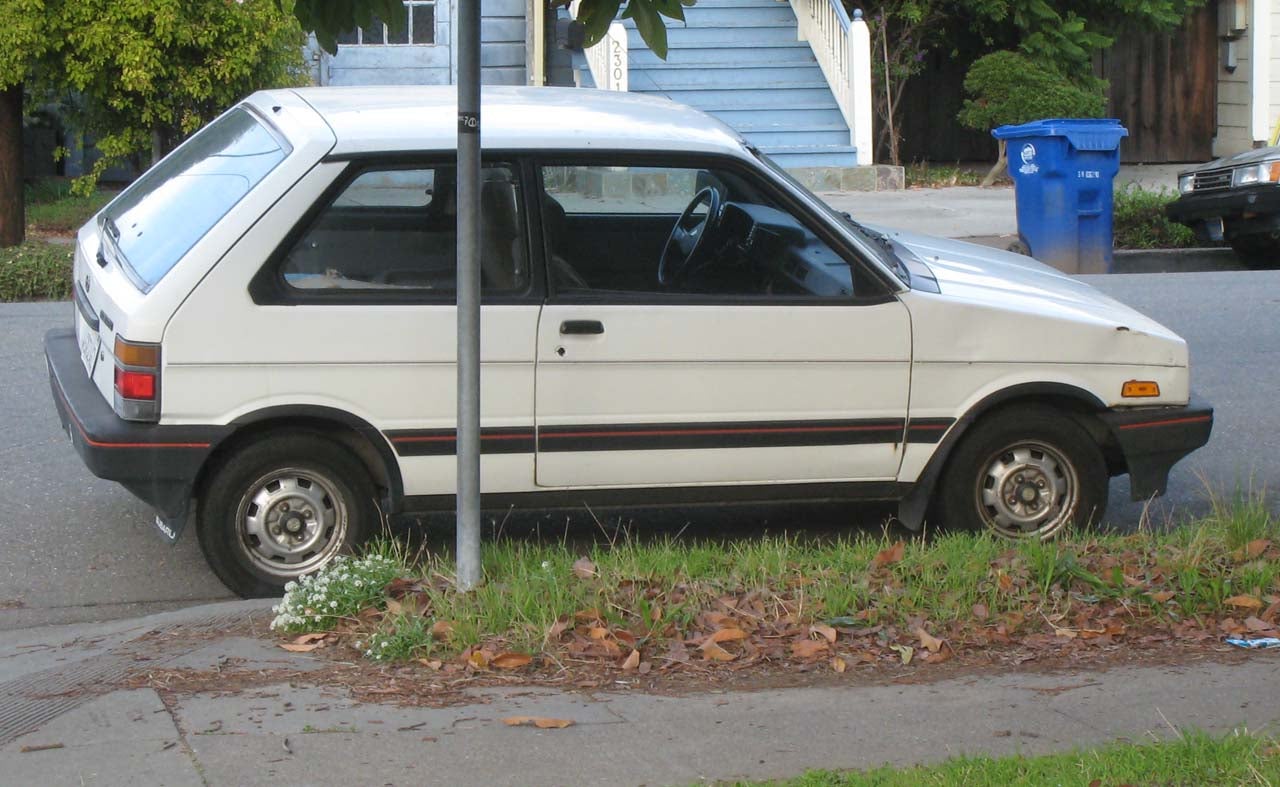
[455,0,483,591]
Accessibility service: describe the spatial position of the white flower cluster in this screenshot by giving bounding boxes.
[269,553,402,632]
[362,631,395,661]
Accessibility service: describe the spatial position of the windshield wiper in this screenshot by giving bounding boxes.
[841,212,911,284]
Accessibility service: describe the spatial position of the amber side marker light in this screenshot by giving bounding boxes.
[1122,380,1161,398]
[114,337,159,368]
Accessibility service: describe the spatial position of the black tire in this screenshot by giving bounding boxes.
[930,406,1108,539]
[196,432,378,598]
[1228,235,1280,270]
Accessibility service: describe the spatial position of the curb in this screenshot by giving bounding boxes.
[1111,247,1243,274]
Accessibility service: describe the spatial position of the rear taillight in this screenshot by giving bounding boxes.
[113,336,160,422]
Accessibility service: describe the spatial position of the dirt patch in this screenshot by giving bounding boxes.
[114,626,1272,710]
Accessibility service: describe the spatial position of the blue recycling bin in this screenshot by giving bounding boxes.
[993,119,1128,274]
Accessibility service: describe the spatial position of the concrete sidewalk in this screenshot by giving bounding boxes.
[1,601,1276,786]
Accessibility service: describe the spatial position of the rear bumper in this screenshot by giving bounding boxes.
[1098,397,1213,500]
[45,328,230,538]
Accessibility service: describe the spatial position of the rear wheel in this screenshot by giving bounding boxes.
[197,433,378,597]
[1228,234,1280,270]
[932,407,1108,539]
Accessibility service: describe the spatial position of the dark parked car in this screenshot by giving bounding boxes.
[1167,147,1280,269]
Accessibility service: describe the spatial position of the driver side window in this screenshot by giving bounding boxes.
[539,163,862,299]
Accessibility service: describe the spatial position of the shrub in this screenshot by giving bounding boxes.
[1112,184,1198,249]
[958,51,1107,133]
[0,241,73,301]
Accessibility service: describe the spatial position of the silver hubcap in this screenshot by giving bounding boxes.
[976,441,1078,539]
[236,468,348,578]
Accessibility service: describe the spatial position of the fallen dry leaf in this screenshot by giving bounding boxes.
[1244,616,1274,633]
[700,642,737,662]
[1246,539,1271,559]
[491,652,533,670]
[1148,591,1175,603]
[621,649,640,671]
[809,624,838,644]
[431,620,456,638]
[502,716,574,729]
[572,557,597,579]
[468,650,491,669]
[791,639,828,659]
[705,628,749,645]
[972,603,989,620]
[1054,627,1079,640]
[278,642,322,653]
[385,597,403,615]
[292,632,328,646]
[588,626,610,640]
[416,658,443,671]
[889,643,914,665]
[914,627,944,653]
[1226,595,1264,611]
[872,541,905,568]
[831,656,847,673]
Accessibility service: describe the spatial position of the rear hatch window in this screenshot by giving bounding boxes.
[100,107,291,292]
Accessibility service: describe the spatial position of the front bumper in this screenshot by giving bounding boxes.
[1098,397,1213,500]
[45,328,230,540]
[1166,186,1280,240]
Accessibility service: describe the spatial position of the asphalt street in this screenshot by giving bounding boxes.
[1,269,1276,630]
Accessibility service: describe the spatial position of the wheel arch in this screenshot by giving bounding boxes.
[194,405,404,513]
[898,382,1109,530]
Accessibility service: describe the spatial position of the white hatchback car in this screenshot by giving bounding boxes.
[47,87,1213,597]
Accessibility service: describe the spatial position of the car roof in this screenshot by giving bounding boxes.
[250,86,751,158]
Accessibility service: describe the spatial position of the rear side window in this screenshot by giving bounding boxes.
[101,107,290,291]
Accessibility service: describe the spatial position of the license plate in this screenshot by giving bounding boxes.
[76,311,100,377]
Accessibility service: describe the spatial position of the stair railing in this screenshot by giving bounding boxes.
[791,0,873,165]
[570,1,628,91]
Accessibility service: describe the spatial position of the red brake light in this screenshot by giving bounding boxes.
[115,368,156,400]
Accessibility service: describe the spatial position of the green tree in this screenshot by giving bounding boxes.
[958,50,1106,184]
[50,0,306,194]
[852,0,1205,166]
[0,0,305,246]
[0,0,54,246]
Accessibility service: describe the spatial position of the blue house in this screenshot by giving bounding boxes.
[306,0,888,188]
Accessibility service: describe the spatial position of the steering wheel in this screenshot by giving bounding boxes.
[658,186,721,286]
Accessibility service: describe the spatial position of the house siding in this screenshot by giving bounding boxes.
[1271,5,1280,142]
[1216,25,1253,157]
[314,1,528,88]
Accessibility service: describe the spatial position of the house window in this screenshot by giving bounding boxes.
[335,1,435,46]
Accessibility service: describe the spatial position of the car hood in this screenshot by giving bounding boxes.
[1179,145,1280,174]
[868,225,1184,347]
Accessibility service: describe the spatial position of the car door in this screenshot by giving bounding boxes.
[167,159,542,499]
[532,158,913,489]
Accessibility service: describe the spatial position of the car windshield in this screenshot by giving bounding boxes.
[100,107,290,292]
[750,148,910,287]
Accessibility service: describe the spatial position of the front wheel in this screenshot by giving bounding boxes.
[196,433,378,597]
[932,408,1108,539]
[1228,234,1280,270]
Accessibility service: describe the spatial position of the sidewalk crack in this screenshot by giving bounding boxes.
[157,689,210,787]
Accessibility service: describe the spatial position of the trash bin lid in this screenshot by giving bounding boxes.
[992,118,1128,151]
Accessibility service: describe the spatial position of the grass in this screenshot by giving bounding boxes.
[1112,184,1200,250]
[0,239,73,301]
[274,492,1280,665]
[741,729,1280,786]
[24,177,114,236]
[905,162,1000,189]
